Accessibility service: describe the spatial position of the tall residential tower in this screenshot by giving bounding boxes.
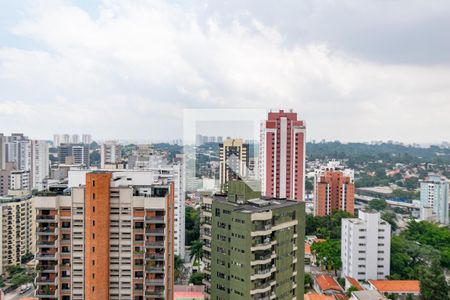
[259,110,306,201]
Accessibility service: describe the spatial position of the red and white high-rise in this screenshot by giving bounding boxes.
[259,109,306,201]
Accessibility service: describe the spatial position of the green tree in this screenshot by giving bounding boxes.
[381,211,398,232]
[346,286,358,298]
[11,272,32,288]
[368,199,387,211]
[185,207,200,245]
[174,255,185,282]
[304,273,312,289]
[189,272,205,285]
[419,262,450,300]
[190,239,203,265]
[311,239,341,275]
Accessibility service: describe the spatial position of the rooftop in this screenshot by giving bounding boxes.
[345,277,364,291]
[304,293,335,300]
[351,290,386,300]
[368,280,420,293]
[214,194,301,213]
[315,274,344,292]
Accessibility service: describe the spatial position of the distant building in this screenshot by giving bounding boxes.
[341,210,391,280]
[314,170,355,216]
[71,134,79,144]
[259,109,306,200]
[0,194,35,273]
[101,141,122,169]
[420,176,449,224]
[218,138,248,191]
[201,180,305,299]
[81,134,92,145]
[58,143,90,166]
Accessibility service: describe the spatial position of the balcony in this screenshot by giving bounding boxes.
[146,266,164,273]
[37,227,57,235]
[145,278,164,285]
[36,253,57,261]
[37,240,58,247]
[35,276,58,285]
[145,241,164,248]
[36,288,58,298]
[145,228,165,236]
[251,240,273,252]
[145,290,164,297]
[145,216,165,224]
[146,253,165,260]
[36,215,57,223]
[251,266,275,280]
[250,282,272,295]
[37,265,57,273]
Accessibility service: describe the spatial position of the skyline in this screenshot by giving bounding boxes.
[1,1,450,142]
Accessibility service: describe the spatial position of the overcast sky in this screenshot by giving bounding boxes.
[1,0,449,143]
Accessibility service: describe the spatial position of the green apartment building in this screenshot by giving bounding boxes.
[201,181,305,300]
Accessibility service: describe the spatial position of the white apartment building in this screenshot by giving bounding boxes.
[0,194,35,274]
[341,210,391,280]
[69,168,186,259]
[420,176,449,225]
[30,140,50,191]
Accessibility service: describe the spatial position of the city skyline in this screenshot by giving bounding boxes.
[1,1,450,142]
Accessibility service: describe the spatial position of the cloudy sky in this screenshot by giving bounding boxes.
[1,0,449,143]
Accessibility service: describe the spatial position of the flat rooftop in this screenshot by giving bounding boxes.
[214,195,301,213]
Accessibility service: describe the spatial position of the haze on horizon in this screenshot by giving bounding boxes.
[1,1,449,143]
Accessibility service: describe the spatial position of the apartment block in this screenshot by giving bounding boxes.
[101,141,122,169]
[34,171,175,300]
[58,144,90,166]
[420,175,449,225]
[341,211,391,281]
[219,139,249,191]
[259,109,306,201]
[201,181,305,300]
[314,170,355,216]
[0,194,35,273]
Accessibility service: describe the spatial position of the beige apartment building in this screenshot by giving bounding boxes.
[34,171,175,300]
[0,194,35,274]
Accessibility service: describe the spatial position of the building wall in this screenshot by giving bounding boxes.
[84,173,111,300]
[341,211,391,280]
[261,110,306,201]
[420,176,449,225]
[315,171,355,216]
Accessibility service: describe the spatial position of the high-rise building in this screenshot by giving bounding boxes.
[30,140,50,191]
[53,134,61,147]
[82,134,92,145]
[201,181,305,299]
[420,176,449,224]
[71,134,80,144]
[34,171,175,300]
[341,210,391,281]
[62,134,70,144]
[58,144,90,166]
[314,170,355,216]
[101,141,122,169]
[219,139,249,191]
[0,133,6,170]
[0,194,35,273]
[259,109,306,200]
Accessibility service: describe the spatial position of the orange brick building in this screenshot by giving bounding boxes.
[314,171,355,216]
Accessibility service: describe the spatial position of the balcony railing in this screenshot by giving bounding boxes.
[145,216,165,223]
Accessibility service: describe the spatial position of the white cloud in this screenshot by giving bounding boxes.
[0,0,449,142]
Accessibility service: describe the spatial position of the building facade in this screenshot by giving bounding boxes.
[58,144,90,166]
[341,211,391,281]
[34,171,175,300]
[0,194,35,274]
[219,139,249,191]
[314,171,355,216]
[101,141,122,169]
[420,175,449,225]
[259,110,306,201]
[201,181,305,299]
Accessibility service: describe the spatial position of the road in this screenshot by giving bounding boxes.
[4,287,34,300]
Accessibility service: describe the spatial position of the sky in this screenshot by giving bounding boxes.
[0,0,449,143]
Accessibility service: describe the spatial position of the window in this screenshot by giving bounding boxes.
[92,193,95,200]
[93,206,95,213]
[92,180,95,187]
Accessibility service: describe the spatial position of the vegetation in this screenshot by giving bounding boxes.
[390,221,450,299]
[189,272,205,285]
[185,206,200,246]
[190,239,203,265]
[311,239,341,275]
[304,273,312,289]
[368,199,388,211]
[174,255,187,283]
[5,265,34,288]
[305,210,353,239]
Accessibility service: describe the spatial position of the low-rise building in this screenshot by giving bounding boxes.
[313,274,344,296]
[368,280,420,298]
[350,290,387,300]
